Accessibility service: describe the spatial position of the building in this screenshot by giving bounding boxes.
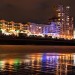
[56,5,74,39]
[28,22,43,35]
[42,22,61,38]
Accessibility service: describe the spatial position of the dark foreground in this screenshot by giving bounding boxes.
[0,38,75,45]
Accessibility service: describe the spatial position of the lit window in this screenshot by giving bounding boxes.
[58,19,60,21]
[39,27,41,29]
[67,23,69,25]
[67,18,69,20]
[58,13,61,15]
[58,14,61,17]
[62,13,64,16]
[62,19,64,21]
[66,6,70,9]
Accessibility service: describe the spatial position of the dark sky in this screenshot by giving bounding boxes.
[0,0,75,24]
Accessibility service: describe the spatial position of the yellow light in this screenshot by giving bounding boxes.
[58,14,61,17]
[58,19,60,21]
[58,13,61,15]
[8,59,14,65]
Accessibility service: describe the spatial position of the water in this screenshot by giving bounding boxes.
[0,53,75,75]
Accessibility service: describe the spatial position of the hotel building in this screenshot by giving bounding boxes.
[56,5,74,39]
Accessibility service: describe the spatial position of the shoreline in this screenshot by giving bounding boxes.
[0,45,75,53]
[0,38,75,45]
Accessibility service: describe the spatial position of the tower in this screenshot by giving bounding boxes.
[56,5,65,38]
[56,5,74,39]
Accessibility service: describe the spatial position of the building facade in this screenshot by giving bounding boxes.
[56,5,74,39]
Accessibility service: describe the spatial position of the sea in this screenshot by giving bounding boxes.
[0,45,75,75]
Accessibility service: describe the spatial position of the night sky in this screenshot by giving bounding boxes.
[0,0,75,24]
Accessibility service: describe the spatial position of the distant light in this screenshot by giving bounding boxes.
[73,55,75,66]
[74,30,75,39]
[39,27,41,29]
[5,32,12,36]
[66,6,70,9]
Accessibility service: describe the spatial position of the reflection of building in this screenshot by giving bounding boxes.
[29,53,74,75]
[0,53,74,75]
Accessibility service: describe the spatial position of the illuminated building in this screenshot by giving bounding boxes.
[22,24,29,31]
[14,23,20,31]
[0,16,74,40]
[0,22,3,30]
[42,22,61,38]
[28,22,43,35]
[22,24,30,34]
[56,5,74,39]
[42,24,50,34]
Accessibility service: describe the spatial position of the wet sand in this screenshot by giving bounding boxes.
[0,45,75,53]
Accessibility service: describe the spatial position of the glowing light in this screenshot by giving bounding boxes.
[58,19,60,21]
[74,30,75,39]
[14,59,20,64]
[66,6,70,9]
[67,18,69,20]
[0,60,6,70]
[39,27,41,29]
[24,59,30,63]
[73,55,75,66]
[8,59,14,65]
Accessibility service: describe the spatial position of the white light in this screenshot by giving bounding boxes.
[39,27,41,29]
[66,6,70,9]
[73,55,75,66]
[5,33,12,35]
[74,30,75,39]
